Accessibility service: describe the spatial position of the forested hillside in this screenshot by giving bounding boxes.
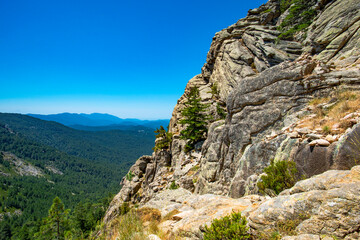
[0,113,155,166]
[0,113,156,239]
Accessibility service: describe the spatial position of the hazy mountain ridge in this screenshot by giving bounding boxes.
[28,112,169,129]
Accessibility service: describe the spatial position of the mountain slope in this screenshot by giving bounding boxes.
[0,124,115,224]
[0,113,155,167]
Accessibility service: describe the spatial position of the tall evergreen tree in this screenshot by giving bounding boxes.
[34,197,70,240]
[180,87,210,152]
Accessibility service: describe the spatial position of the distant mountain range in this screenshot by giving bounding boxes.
[27,113,170,130]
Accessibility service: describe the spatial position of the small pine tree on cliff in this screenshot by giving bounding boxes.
[153,125,172,151]
[180,87,209,152]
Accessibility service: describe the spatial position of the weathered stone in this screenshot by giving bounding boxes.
[332,123,360,170]
[128,155,152,178]
[247,166,360,239]
[342,112,358,120]
[325,134,336,143]
[281,235,320,240]
[179,176,196,193]
[307,0,360,62]
[306,133,322,140]
[289,131,300,138]
[144,189,265,238]
[297,128,312,135]
[308,139,330,146]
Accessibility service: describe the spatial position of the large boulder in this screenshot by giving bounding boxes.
[246,165,360,239]
[143,188,265,239]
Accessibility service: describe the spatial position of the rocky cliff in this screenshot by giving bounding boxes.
[103,0,360,239]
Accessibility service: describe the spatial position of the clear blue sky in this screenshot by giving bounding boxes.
[0,0,267,119]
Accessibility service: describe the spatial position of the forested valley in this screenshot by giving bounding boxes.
[0,113,157,239]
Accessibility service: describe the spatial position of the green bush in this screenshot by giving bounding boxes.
[210,83,219,96]
[277,0,317,40]
[203,211,251,240]
[280,0,292,13]
[125,171,134,181]
[261,8,272,14]
[257,160,298,195]
[169,181,179,190]
[322,125,331,135]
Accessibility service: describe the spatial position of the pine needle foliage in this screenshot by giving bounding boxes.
[257,160,298,195]
[180,87,210,152]
[216,103,227,120]
[153,126,172,151]
[203,211,251,240]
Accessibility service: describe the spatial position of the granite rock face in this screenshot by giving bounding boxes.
[196,61,360,196]
[104,0,360,237]
[305,0,360,62]
[194,0,360,196]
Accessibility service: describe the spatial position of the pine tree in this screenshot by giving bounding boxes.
[153,125,172,151]
[34,197,70,240]
[180,87,209,152]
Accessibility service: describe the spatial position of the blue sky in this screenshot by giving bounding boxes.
[0,0,267,119]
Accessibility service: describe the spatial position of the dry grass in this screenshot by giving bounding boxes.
[137,207,162,223]
[308,96,330,106]
[301,91,360,134]
[104,207,165,240]
[162,209,181,222]
[255,212,310,239]
[110,209,146,240]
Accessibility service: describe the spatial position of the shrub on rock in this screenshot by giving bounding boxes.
[257,160,298,195]
[203,211,251,240]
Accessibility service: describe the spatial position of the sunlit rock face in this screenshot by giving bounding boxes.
[104,1,360,237]
[195,0,360,197]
